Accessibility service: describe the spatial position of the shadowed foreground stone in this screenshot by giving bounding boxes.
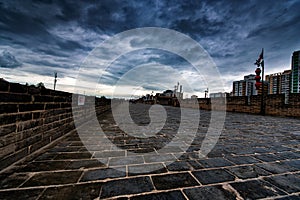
[39,183,102,200]
[184,185,237,200]
[151,172,199,190]
[192,169,235,185]
[230,180,286,199]
[0,105,300,199]
[100,176,154,198]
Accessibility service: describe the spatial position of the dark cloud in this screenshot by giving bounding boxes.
[0,50,22,68]
[0,0,300,93]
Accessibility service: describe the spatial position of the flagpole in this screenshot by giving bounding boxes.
[260,59,265,115]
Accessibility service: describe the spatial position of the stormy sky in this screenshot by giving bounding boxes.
[0,0,300,98]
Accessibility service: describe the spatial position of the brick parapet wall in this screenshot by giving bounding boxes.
[185,93,300,118]
[0,79,111,170]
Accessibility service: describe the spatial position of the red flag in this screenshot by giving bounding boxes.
[255,48,264,66]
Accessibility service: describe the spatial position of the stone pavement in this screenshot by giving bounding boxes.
[0,104,300,199]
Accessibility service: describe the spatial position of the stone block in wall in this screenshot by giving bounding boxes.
[0,93,32,102]
[9,83,28,93]
[0,143,15,158]
[28,86,41,95]
[0,124,16,137]
[45,103,61,110]
[0,104,18,114]
[0,148,28,170]
[0,114,18,126]
[19,103,45,112]
[33,95,54,102]
[0,79,9,92]
[15,133,43,151]
[16,112,32,122]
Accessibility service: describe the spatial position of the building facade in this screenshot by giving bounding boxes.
[265,70,291,95]
[291,50,300,93]
[232,74,258,96]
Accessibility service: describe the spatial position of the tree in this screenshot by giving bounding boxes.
[36,82,45,88]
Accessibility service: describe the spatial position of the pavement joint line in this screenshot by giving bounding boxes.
[180,188,190,200]
[188,171,202,186]
[76,171,85,184]
[2,169,275,192]
[148,175,157,191]
[222,183,243,200]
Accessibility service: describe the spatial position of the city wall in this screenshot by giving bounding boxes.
[0,79,111,170]
[1,78,300,170]
[182,94,300,118]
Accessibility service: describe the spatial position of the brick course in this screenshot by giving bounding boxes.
[0,79,111,170]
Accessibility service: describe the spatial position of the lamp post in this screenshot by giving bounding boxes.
[54,72,57,91]
[254,48,265,115]
[204,88,208,98]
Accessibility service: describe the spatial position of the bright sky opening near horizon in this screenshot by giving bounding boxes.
[0,0,300,98]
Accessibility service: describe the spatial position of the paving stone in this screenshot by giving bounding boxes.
[227,165,271,179]
[94,150,126,158]
[38,183,102,200]
[165,161,192,171]
[275,195,300,200]
[47,146,83,153]
[184,185,237,200]
[230,180,287,199]
[16,161,70,172]
[197,157,234,168]
[283,159,300,170]
[0,173,30,189]
[100,176,154,199]
[187,160,204,170]
[151,172,199,190]
[128,163,167,176]
[264,174,300,193]
[155,146,183,153]
[80,167,126,182]
[192,169,235,185]
[256,161,299,174]
[34,153,58,161]
[143,154,176,163]
[54,152,92,160]
[66,159,106,169]
[109,156,144,166]
[0,188,44,200]
[225,155,260,165]
[21,171,82,187]
[130,190,186,200]
[254,153,281,162]
[275,151,300,160]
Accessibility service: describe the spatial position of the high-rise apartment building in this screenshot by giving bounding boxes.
[232,74,258,96]
[265,70,291,95]
[281,70,291,94]
[291,50,300,93]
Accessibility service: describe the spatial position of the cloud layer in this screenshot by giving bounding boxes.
[0,0,299,97]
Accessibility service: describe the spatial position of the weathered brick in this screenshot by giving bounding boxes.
[15,134,42,151]
[0,79,9,92]
[9,83,28,93]
[0,114,17,126]
[28,86,41,95]
[19,103,45,112]
[0,93,31,102]
[33,95,54,102]
[0,143,15,158]
[0,124,16,136]
[17,119,44,132]
[16,112,32,122]
[0,148,28,170]
[45,103,60,110]
[0,104,18,114]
